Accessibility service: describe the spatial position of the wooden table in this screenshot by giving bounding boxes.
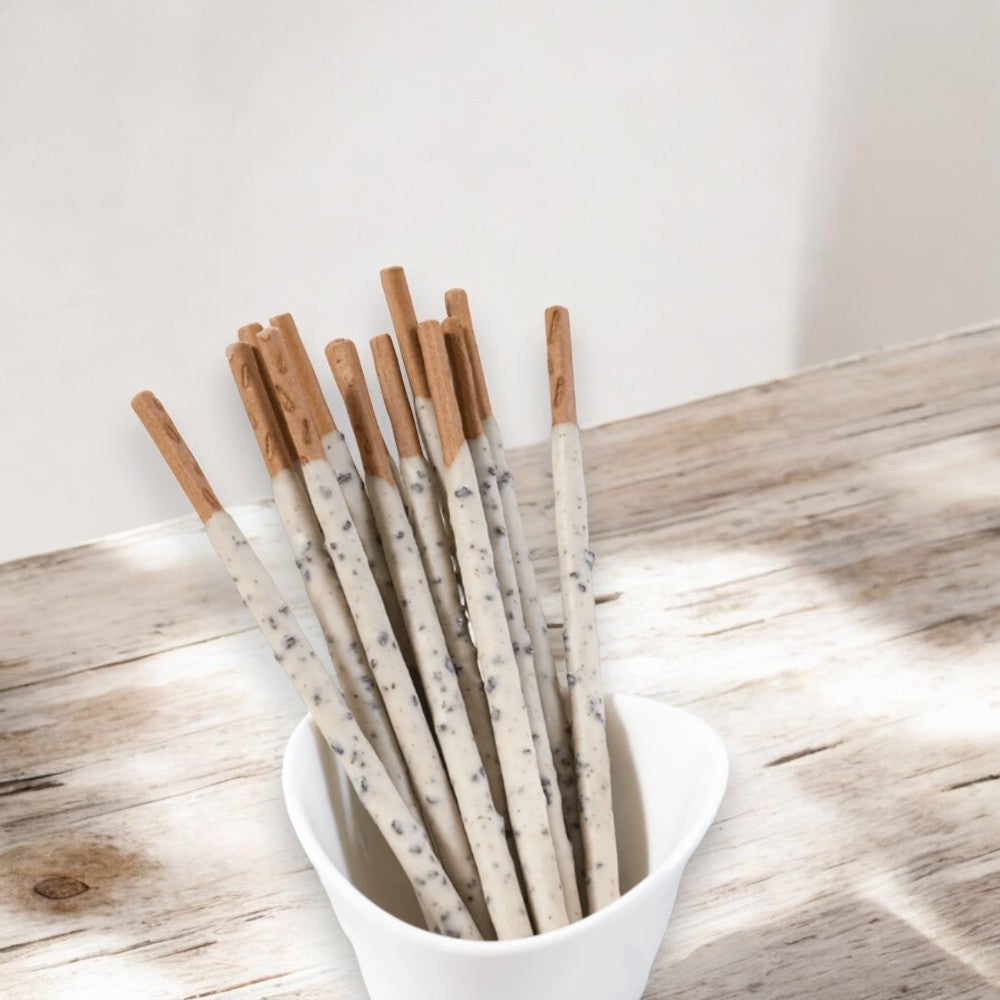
[3,329,999,999]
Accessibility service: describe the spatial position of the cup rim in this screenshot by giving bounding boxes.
[282,692,728,955]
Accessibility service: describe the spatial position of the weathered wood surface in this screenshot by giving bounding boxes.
[3,327,999,998]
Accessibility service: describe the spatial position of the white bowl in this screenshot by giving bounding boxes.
[282,692,728,1000]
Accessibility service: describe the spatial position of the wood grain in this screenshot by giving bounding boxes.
[5,326,1000,997]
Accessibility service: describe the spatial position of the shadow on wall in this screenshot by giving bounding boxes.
[795,2,1000,366]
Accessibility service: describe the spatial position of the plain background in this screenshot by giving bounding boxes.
[2,1,999,563]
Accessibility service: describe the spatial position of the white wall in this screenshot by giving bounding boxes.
[2,1,998,562]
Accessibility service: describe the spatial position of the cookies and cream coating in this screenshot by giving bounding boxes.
[328,337,530,938]
[320,428,415,673]
[416,320,571,933]
[464,430,582,922]
[268,312,417,683]
[367,474,531,939]
[550,424,619,911]
[370,331,510,848]
[444,320,580,921]
[481,413,584,894]
[412,395,455,548]
[271,467,417,816]
[443,292,581,884]
[255,327,490,934]
[204,510,480,939]
[547,307,620,913]
[399,452,506,817]
[440,448,570,932]
[130,391,479,939]
[301,453,490,932]
[226,342,418,817]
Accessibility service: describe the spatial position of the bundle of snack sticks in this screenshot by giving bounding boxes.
[132,268,618,939]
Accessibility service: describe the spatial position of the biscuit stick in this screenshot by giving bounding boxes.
[267,312,416,678]
[546,307,619,913]
[226,342,417,816]
[369,334,506,819]
[235,323,303,468]
[443,320,582,923]
[445,289,584,898]
[327,339,531,940]
[131,391,480,939]
[255,326,491,935]
[380,268,452,521]
[417,319,570,934]
[441,318,583,921]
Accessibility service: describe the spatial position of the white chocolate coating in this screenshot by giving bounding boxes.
[388,451,407,506]
[368,475,531,939]
[271,468,417,817]
[203,510,479,939]
[551,424,620,912]
[483,414,584,899]
[300,457,490,933]
[413,396,456,554]
[467,433,582,922]
[442,444,570,933]
[321,430,417,676]
[399,452,506,819]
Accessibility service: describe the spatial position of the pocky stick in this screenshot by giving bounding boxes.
[417,319,570,934]
[380,268,452,523]
[443,321,582,923]
[444,289,584,895]
[226,343,417,816]
[255,326,491,935]
[369,334,507,819]
[235,323,303,465]
[327,339,531,940]
[267,312,416,677]
[131,391,480,939]
[545,307,620,913]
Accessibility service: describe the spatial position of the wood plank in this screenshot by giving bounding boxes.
[2,326,999,997]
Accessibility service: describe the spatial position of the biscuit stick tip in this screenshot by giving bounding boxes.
[370,333,423,459]
[131,391,222,523]
[226,341,295,478]
[237,323,263,345]
[442,318,483,442]
[326,338,394,482]
[381,266,429,398]
[268,311,337,437]
[545,306,577,426]
[444,289,491,419]
[255,326,325,463]
[416,320,464,466]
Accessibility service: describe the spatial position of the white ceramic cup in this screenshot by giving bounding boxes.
[282,692,728,1000]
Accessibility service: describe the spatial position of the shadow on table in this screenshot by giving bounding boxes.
[647,892,994,1000]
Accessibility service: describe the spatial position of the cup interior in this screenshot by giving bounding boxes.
[284,693,728,934]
